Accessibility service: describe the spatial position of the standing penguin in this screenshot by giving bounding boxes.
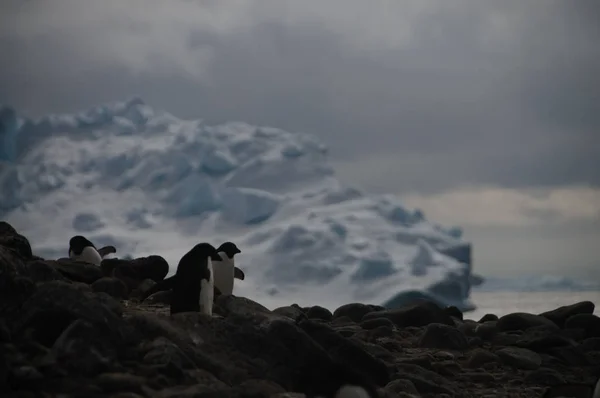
[170,242,222,316]
[213,241,244,296]
[69,235,103,266]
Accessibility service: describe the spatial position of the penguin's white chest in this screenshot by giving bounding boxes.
[199,258,214,316]
[70,246,102,266]
[213,255,235,296]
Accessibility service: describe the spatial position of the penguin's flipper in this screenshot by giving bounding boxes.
[234,267,245,280]
[98,245,117,258]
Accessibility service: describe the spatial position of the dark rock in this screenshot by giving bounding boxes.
[146,290,171,305]
[466,349,500,368]
[0,222,33,259]
[215,295,272,317]
[101,255,169,284]
[496,347,542,370]
[497,312,559,332]
[395,363,455,395]
[297,319,390,387]
[95,372,147,393]
[581,337,600,351]
[51,258,104,284]
[333,303,376,323]
[8,365,43,388]
[524,367,566,386]
[564,313,600,338]
[542,383,594,398]
[478,313,498,323]
[92,277,129,299]
[418,323,469,350]
[540,301,595,328]
[13,281,138,347]
[547,345,590,366]
[384,379,419,395]
[25,260,67,283]
[0,320,11,343]
[517,334,577,352]
[306,306,333,321]
[130,278,157,299]
[363,301,454,328]
[272,306,305,321]
[444,306,463,320]
[360,317,395,330]
[475,321,498,340]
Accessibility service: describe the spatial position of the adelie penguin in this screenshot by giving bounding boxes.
[140,241,245,301]
[303,360,380,398]
[213,241,244,296]
[170,242,222,316]
[68,235,117,266]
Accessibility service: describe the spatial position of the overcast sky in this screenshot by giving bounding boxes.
[1,0,599,281]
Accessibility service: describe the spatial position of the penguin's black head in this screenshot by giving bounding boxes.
[303,360,380,398]
[69,235,95,256]
[191,242,222,262]
[216,241,241,259]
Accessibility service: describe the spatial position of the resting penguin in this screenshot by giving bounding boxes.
[213,241,244,296]
[69,235,103,266]
[69,235,117,266]
[170,242,221,316]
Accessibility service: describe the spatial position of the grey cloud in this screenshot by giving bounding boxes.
[0,0,598,194]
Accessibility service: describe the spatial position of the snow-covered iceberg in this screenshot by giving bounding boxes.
[0,98,476,311]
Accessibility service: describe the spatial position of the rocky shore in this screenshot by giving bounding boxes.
[1,222,599,397]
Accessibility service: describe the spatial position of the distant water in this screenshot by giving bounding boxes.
[465,290,600,321]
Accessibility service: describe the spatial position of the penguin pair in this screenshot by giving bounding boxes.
[140,241,244,302]
[68,235,117,266]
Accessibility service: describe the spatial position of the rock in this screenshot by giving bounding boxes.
[273,306,305,321]
[25,260,67,283]
[497,312,559,332]
[306,306,333,321]
[0,222,33,259]
[418,323,469,350]
[297,319,390,387]
[92,277,129,299]
[444,306,463,320]
[51,258,104,284]
[101,255,169,284]
[360,317,395,330]
[384,379,419,395]
[96,372,148,393]
[517,334,577,352]
[215,295,272,317]
[13,281,138,347]
[130,278,157,299]
[564,313,600,338]
[333,303,377,323]
[524,367,566,386]
[146,290,172,305]
[547,345,590,366]
[542,383,594,398]
[466,349,500,368]
[540,301,595,328]
[475,321,498,340]
[395,363,455,395]
[496,347,542,370]
[478,313,498,323]
[363,301,454,328]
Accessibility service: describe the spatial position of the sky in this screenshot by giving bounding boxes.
[1,0,599,281]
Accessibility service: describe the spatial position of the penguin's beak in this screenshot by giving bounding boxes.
[210,251,222,262]
[235,248,241,254]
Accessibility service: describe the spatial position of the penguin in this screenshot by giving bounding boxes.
[170,242,222,316]
[140,240,245,302]
[593,376,600,398]
[68,235,103,266]
[213,241,243,296]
